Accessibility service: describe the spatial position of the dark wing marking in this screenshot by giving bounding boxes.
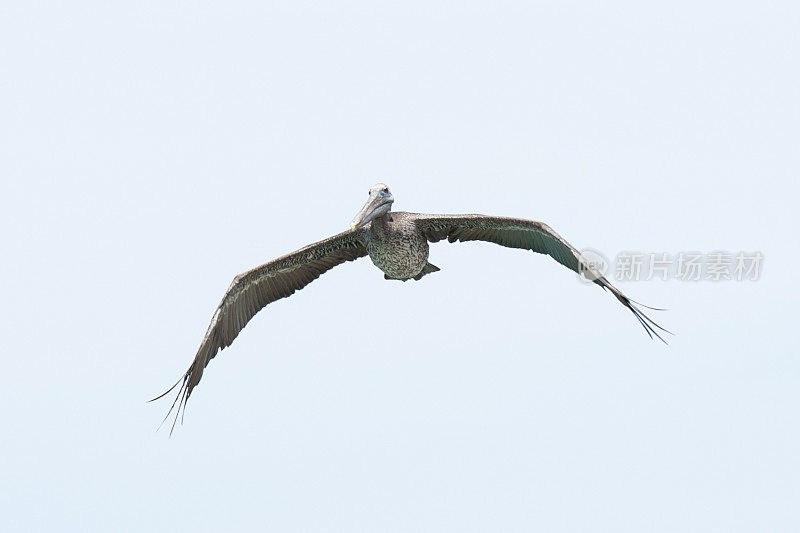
[151,228,368,433]
[412,213,670,342]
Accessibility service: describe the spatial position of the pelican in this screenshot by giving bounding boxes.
[154,183,668,430]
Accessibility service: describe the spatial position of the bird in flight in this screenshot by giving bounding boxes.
[153,183,668,432]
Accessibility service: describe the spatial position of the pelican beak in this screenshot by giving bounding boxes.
[350,192,393,229]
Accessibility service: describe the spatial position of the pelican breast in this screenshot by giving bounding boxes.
[365,212,429,279]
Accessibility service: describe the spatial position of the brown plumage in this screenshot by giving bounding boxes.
[152,229,367,432]
[153,184,668,433]
[412,213,667,341]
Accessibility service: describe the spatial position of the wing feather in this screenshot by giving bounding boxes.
[152,228,368,433]
[412,213,670,343]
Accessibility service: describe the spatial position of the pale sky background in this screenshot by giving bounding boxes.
[1,1,798,531]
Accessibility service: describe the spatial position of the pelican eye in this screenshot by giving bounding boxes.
[382,188,389,193]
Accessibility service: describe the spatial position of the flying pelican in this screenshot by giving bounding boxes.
[153,183,668,430]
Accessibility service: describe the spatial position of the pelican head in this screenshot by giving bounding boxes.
[350,183,394,229]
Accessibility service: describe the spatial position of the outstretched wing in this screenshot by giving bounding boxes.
[412,213,669,342]
[153,228,368,432]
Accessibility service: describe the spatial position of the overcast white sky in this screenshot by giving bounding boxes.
[1,1,798,531]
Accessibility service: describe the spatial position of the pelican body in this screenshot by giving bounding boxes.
[154,183,668,431]
[365,214,437,280]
